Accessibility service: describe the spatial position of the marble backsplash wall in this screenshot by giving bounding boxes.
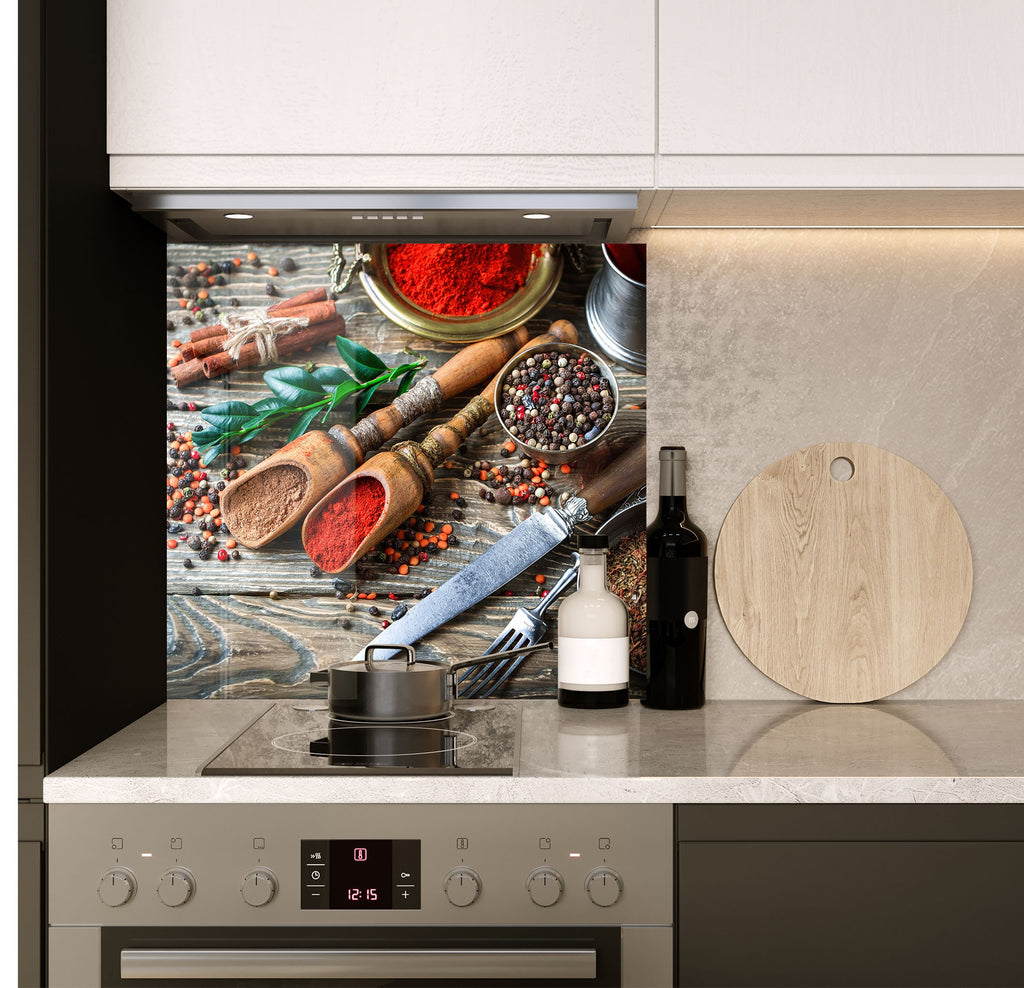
[646,228,1024,700]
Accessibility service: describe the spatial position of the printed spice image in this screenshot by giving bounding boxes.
[386,243,538,316]
[606,527,647,673]
[165,243,646,700]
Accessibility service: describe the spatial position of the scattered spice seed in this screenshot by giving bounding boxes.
[534,573,546,584]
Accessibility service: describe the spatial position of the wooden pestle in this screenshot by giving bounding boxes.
[220,325,530,548]
[301,320,579,574]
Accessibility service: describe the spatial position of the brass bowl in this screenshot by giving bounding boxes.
[492,341,620,465]
[358,243,563,343]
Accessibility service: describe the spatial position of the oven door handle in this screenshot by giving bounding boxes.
[121,947,598,980]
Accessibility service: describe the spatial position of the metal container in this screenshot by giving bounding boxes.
[492,341,620,465]
[585,244,646,374]
[358,243,563,343]
[325,644,547,722]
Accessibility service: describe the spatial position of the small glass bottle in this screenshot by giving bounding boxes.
[644,446,708,709]
[557,534,630,708]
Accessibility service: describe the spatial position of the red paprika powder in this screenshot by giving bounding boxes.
[304,477,386,572]
[386,243,537,317]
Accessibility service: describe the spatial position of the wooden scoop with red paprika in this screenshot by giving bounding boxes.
[301,320,579,574]
[220,326,529,548]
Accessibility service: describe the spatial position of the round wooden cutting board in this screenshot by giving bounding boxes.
[714,442,972,703]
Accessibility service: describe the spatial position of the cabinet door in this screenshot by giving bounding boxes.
[108,0,655,156]
[677,840,1024,987]
[659,0,1024,155]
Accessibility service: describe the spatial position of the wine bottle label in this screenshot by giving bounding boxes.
[557,636,629,691]
[647,556,708,622]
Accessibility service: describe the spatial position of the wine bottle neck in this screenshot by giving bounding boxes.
[659,456,687,498]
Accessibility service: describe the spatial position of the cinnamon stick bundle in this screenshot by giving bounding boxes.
[179,300,339,361]
[201,316,345,380]
[186,287,329,342]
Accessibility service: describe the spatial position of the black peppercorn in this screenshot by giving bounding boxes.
[265,283,277,297]
[451,507,463,520]
[310,565,322,578]
[391,602,408,621]
[281,257,297,272]
[368,605,380,617]
[231,550,241,560]
[183,558,193,569]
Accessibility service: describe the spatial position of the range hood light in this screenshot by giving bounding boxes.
[523,213,551,220]
[224,212,254,220]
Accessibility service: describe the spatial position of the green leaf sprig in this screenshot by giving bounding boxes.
[191,337,426,466]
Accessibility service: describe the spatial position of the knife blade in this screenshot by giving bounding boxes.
[361,442,645,657]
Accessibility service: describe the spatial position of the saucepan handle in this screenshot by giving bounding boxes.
[364,644,416,672]
[448,642,553,699]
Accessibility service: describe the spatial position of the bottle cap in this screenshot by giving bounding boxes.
[659,446,687,460]
[577,534,609,549]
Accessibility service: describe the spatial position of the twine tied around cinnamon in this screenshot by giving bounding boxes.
[220,308,311,365]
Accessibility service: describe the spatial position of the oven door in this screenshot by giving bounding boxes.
[98,926,624,987]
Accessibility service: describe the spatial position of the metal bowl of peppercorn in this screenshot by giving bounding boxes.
[492,341,620,465]
[357,243,563,343]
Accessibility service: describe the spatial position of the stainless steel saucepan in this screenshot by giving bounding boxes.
[315,643,551,722]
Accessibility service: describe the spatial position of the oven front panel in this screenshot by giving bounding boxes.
[49,804,673,928]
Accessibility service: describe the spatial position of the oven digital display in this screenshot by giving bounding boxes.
[300,839,421,909]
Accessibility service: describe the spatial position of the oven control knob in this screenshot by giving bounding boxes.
[97,868,136,907]
[526,867,564,907]
[157,868,196,907]
[443,867,481,907]
[241,867,278,907]
[585,867,623,907]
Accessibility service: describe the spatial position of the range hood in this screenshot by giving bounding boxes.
[117,191,639,244]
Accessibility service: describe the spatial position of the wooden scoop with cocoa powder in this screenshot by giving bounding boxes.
[301,320,578,574]
[220,326,530,548]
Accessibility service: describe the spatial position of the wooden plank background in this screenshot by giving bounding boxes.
[165,243,646,699]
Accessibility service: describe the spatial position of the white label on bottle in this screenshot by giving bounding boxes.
[557,637,629,691]
[684,611,699,629]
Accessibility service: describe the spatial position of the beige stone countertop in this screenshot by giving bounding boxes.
[43,699,1024,804]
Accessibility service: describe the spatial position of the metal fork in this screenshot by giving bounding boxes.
[457,552,581,699]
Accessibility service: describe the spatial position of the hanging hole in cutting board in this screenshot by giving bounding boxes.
[830,456,854,482]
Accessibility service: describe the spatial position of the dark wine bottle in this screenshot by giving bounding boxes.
[643,447,708,709]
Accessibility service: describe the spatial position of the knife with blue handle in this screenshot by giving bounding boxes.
[360,442,646,657]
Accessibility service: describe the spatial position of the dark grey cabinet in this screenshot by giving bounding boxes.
[676,806,1024,988]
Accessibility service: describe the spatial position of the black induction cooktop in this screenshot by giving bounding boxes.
[201,701,520,776]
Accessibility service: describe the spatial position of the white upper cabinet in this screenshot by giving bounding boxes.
[659,0,1024,155]
[108,0,656,158]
